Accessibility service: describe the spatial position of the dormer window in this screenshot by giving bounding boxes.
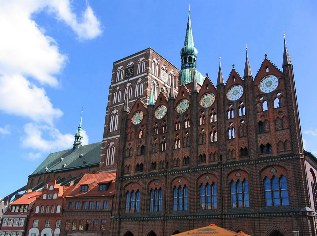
[80,185,88,192]
[99,183,110,191]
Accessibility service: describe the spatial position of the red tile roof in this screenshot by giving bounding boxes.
[11,191,41,205]
[67,171,116,197]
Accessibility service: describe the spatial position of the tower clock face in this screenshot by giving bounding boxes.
[200,93,215,108]
[259,75,279,93]
[176,99,189,114]
[131,111,143,125]
[155,105,167,119]
[227,85,244,101]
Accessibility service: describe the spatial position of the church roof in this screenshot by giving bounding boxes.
[30,142,101,176]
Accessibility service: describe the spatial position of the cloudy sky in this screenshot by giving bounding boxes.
[0,0,316,198]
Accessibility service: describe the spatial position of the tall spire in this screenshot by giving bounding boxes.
[244,45,252,77]
[73,109,84,149]
[148,86,155,105]
[180,5,198,70]
[217,57,224,85]
[283,34,292,66]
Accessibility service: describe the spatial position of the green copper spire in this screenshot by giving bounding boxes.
[180,5,198,70]
[148,86,155,106]
[73,109,84,149]
[179,6,204,86]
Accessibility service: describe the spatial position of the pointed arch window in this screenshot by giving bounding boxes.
[199,112,206,125]
[200,183,217,210]
[183,156,190,166]
[173,185,188,211]
[174,135,181,149]
[126,190,141,212]
[210,126,217,143]
[264,176,289,206]
[240,147,248,157]
[274,92,282,108]
[183,132,190,147]
[260,143,272,154]
[199,129,205,145]
[238,101,246,116]
[160,137,166,152]
[116,67,124,82]
[149,188,163,212]
[231,179,249,208]
[227,105,234,119]
[263,100,268,111]
[210,109,217,123]
[137,58,146,74]
[228,122,235,139]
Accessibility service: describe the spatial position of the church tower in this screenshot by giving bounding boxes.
[99,49,179,171]
[179,7,204,86]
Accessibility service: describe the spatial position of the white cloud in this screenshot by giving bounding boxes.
[0,1,100,155]
[0,125,10,135]
[0,74,62,124]
[47,1,102,40]
[22,123,88,153]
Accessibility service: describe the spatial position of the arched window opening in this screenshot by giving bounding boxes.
[151,162,157,171]
[183,132,190,147]
[210,109,217,123]
[210,127,217,143]
[138,129,143,139]
[239,101,246,116]
[199,112,206,125]
[183,156,190,166]
[160,137,167,152]
[198,154,206,164]
[173,185,188,211]
[260,143,272,154]
[240,147,248,157]
[227,105,234,119]
[264,176,289,206]
[149,188,163,212]
[231,179,249,208]
[199,129,205,145]
[174,134,181,149]
[126,190,141,212]
[200,182,217,210]
[228,123,235,139]
[274,92,282,108]
[153,123,159,135]
[263,100,268,111]
[269,230,284,236]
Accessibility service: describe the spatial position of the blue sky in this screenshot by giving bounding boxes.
[0,0,316,199]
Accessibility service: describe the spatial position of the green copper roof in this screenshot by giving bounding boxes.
[183,10,195,50]
[180,9,198,59]
[180,68,204,86]
[179,7,200,85]
[31,142,101,176]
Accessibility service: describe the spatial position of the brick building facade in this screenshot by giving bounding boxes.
[3,8,317,236]
[104,10,317,236]
[26,182,65,236]
[61,172,116,236]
